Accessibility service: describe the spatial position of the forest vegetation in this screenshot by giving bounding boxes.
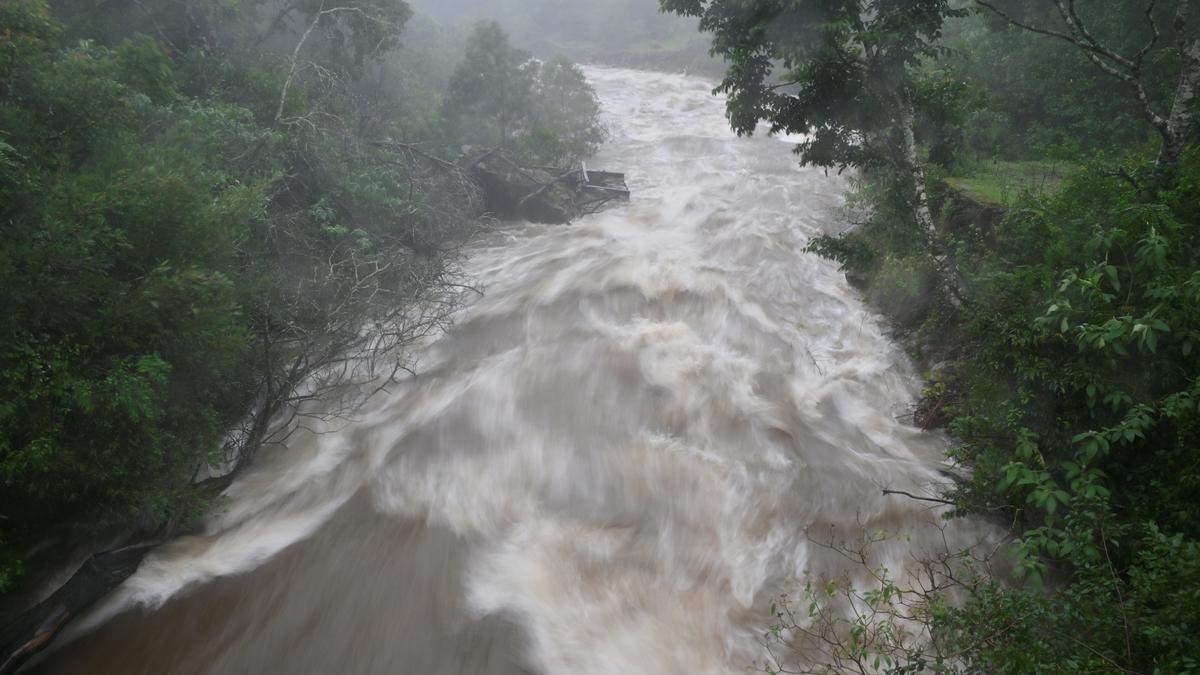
[0,0,603,604]
[1,0,1198,672]
[661,0,1200,671]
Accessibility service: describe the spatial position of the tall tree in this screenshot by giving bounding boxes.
[526,57,604,163]
[444,21,537,145]
[0,0,472,608]
[661,0,963,299]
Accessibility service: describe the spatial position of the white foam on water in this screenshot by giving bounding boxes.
[54,66,998,674]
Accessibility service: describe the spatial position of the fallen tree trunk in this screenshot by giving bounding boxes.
[0,538,161,674]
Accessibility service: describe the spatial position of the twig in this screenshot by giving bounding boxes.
[518,168,578,207]
[881,489,955,506]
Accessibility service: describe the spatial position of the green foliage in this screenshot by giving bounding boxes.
[803,232,876,275]
[814,149,1194,672]
[805,165,941,280]
[0,0,522,593]
[0,5,256,549]
[444,21,538,146]
[865,255,934,318]
[912,67,983,169]
[923,523,1200,674]
[520,57,605,164]
[952,154,1200,529]
[444,22,603,163]
[943,2,1182,162]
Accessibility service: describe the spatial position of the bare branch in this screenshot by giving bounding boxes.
[1135,0,1161,68]
[881,488,956,507]
[275,3,401,125]
[974,0,1084,47]
[371,140,458,169]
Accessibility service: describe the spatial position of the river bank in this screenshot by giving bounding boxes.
[19,66,996,675]
[840,179,1006,431]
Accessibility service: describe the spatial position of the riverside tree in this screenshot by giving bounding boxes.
[972,0,1199,174]
[0,0,479,601]
[444,21,604,163]
[659,0,964,300]
[444,21,539,147]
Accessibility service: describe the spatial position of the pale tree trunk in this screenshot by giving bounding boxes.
[1156,35,1200,170]
[896,89,963,307]
[896,92,938,243]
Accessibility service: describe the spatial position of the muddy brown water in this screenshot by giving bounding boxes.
[31,67,993,675]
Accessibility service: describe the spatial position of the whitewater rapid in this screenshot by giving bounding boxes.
[34,67,991,674]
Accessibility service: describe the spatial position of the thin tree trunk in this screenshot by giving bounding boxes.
[896,89,963,307]
[1156,36,1200,170]
[897,92,938,244]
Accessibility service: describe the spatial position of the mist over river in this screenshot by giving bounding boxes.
[33,67,992,675]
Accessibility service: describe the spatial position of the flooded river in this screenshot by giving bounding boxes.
[34,67,990,675]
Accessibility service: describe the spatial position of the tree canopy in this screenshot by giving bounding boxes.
[660,0,961,169]
[444,21,604,162]
[0,0,600,599]
[445,21,539,145]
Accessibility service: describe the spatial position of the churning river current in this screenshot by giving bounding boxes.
[33,67,993,675]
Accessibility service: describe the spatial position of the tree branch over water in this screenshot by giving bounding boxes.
[880,489,956,507]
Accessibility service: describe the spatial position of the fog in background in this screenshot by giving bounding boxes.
[404,0,719,74]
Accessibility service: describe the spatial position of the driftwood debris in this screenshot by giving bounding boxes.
[469,152,629,223]
[374,142,629,224]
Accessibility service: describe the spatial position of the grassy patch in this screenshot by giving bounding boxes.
[944,159,1076,205]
